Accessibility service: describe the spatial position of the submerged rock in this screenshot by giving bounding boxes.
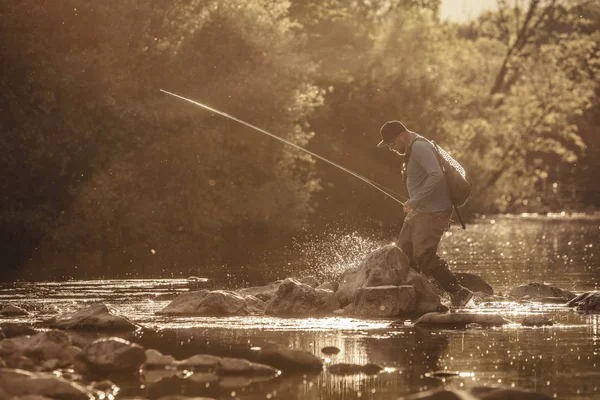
[509,283,575,301]
[157,290,248,316]
[328,363,382,375]
[144,349,176,369]
[76,337,145,375]
[0,369,96,400]
[175,354,220,370]
[0,305,30,316]
[47,304,138,331]
[349,285,416,317]
[265,278,339,316]
[415,312,511,328]
[455,272,494,295]
[0,330,75,371]
[522,316,555,327]
[0,322,37,338]
[321,346,340,356]
[399,386,553,399]
[256,344,323,372]
[567,291,600,312]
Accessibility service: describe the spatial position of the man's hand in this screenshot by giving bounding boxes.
[403,204,413,214]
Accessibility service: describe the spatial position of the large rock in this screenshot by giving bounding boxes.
[265,278,339,316]
[349,286,416,317]
[48,304,138,331]
[243,295,267,314]
[237,281,282,302]
[256,345,323,372]
[336,244,410,306]
[0,330,74,371]
[566,291,600,312]
[77,337,146,375]
[0,305,30,316]
[0,322,37,338]
[415,312,511,328]
[0,369,96,400]
[509,283,575,301]
[157,290,248,316]
[455,272,494,295]
[404,270,447,314]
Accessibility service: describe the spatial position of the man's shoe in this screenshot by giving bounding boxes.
[451,286,474,307]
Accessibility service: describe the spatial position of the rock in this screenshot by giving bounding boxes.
[397,388,477,399]
[157,290,247,316]
[328,363,383,375]
[336,245,410,307]
[237,281,283,302]
[265,278,339,316]
[567,291,600,311]
[405,270,447,314]
[0,369,96,400]
[509,283,575,301]
[297,276,320,287]
[350,285,416,317]
[316,281,337,292]
[472,386,553,399]
[0,322,37,338]
[321,346,340,356]
[144,349,176,368]
[157,396,214,400]
[217,357,279,376]
[455,272,494,295]
[256,345,323,372]
[48,304,138,331]
[522,316,555,327]
[175,354,220,370]
[243,295,267,314]
[415,312,511,328]
[0,305,30,316]
[77,337,146,375]
[0,330,74,371]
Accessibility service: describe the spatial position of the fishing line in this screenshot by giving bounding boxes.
[160,89,407,205]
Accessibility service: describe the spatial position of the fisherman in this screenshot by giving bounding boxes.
[377,120,473,307]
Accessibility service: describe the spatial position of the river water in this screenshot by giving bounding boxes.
[1,215,599,399]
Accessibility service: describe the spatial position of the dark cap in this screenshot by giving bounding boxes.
[377,120,408,148]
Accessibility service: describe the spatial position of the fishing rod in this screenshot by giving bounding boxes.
[160,89,408,206]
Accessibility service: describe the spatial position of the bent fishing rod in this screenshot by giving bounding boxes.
[160,89,407,206]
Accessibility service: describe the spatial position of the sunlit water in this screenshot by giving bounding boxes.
[1,215,600,399]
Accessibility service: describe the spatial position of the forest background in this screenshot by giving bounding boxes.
[1,0,599,281]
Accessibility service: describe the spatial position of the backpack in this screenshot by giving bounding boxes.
[431,141,471,208]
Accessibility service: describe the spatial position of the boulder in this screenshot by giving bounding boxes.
[144,349,176,368]
[509,283,575,301]
[243,295,267,314]
[567,291,600,311]
[237,281,282,302]
[404,270,447,314]
[77,337,146,375]
[0,322,37,338]
[455,272,494,295]
[265,278,339,316]
[349,286,416,317]
[157,290,247,316]
[316,281,338,292]
[0,369,96,400]
[0,305,30,316]
[48,304,138,331]
[217,357,279,376]
[256,345,323,372]
[297,276,320,288]
[522,316,555,327]
[0,330,74,371]
[415,312,511,328]
[336,245,410,307]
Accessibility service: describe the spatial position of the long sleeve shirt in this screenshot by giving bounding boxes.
[405,136,453,213]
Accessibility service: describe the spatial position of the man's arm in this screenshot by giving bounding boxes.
[406,141,444,210]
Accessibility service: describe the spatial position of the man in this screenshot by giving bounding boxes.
[377,120,473,307]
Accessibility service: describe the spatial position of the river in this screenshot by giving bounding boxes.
[1,215,599,399]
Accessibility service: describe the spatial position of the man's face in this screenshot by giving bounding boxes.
[387,133,408,155]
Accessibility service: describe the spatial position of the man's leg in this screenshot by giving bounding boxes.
[396,216,416,270]
[410,210,472,305]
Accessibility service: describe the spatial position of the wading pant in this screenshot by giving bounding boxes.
[396,209,461,294]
